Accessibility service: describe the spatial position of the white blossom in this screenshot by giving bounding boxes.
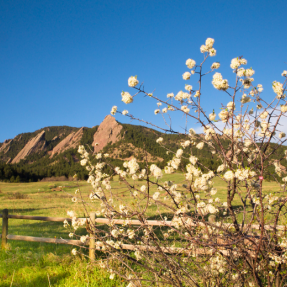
[186,59,196,69]
[156,137,163,143]
[218,110,229,122]
[128,76,139,87]
[154,109,160,115]
[181,105,190,113]
[196,142,204,150]
[224,170,235,181]
[110,106,117,115]
[209,112,216,121]
[272,81,283,97]
[227,102,235,111]
[153,192,160,200]
[211,62,220,69]
[121,92,133,104]
[212,73,229,91]
[122,110,128,115]
[182,72,191,80]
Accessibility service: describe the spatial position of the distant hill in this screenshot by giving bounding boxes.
[0,115,284,182]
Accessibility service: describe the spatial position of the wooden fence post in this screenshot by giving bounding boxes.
[1,209,8,249]
[89,212,96,261]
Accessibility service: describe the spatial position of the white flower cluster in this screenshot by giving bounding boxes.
[211,62,220,69]
[175,90,190,101]
[65,210,85,231]
[227,102,235,111]
[240,76,254,89]
[205,254,227,275]
[209,112,216,121]
[181,140,191,148]
[128,76,139,87]
[197,201,218,215]
[260,110,268,119]
[241,94,251,104]
[200,38,216,56]
[110,106,117,115]
[164,149,184,174]
[121,91,133,104]
[218,110,229,122]
[182,72,191,80]
[217,164,226,173]
[189,155,198,165]
[156,137,163,143]
[282,70,287,77]
[122,110,128,115]
[196,142,204,150]
[181,105,190,113]
[230,57,247,70]
[212,73,229,91]
[126,158,140,175]
[150,164,163,179]
[272,81,284,98]
[234,168,256,181]
[273,160,286,177]
[203,126,215,140]
[115,166,127,179]
[186,58,196,69]
[223,170,235,181]
[153,191,160,200]
[154,109,160,115]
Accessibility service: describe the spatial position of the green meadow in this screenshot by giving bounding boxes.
[0,175,283,286]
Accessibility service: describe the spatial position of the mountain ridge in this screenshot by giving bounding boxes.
[0,115,284,183]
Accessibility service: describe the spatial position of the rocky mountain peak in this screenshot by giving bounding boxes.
[93,115,122,153]
[50,127,85,157]
[11,130,46,164]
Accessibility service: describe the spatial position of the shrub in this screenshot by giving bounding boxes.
[67,38,287,287]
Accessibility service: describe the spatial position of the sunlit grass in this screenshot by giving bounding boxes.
[0,175,284,285]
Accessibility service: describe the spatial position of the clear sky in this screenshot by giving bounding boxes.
[1,0,287,142]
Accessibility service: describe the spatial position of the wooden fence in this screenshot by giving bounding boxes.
[1,209,286,260]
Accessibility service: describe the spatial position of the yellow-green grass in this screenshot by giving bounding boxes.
[0,176,284,286]
[0,181,124,287]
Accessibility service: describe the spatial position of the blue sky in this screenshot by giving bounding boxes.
[1,0,287,142]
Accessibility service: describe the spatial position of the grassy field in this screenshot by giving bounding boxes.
[0,175,283,286]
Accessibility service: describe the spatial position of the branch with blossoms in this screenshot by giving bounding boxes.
[64,38,287,287]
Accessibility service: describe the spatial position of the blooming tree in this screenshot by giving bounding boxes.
[66,38,287,287]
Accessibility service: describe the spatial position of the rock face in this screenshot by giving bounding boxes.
[0,139,12,154]
[12,131,46,164]
[50,127,84,157]
[93,115,122,153]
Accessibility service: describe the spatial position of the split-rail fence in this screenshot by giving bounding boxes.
[1,209,286,260]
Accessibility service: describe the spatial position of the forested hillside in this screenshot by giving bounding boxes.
[0,120,285,182]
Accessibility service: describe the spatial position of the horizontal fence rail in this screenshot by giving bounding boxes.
[1,213,286,230]
[1,209,285,260]
[6,235,82,245]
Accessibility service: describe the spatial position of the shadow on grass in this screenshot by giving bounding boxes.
[1,207,58,214]
[0,271,70,287]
